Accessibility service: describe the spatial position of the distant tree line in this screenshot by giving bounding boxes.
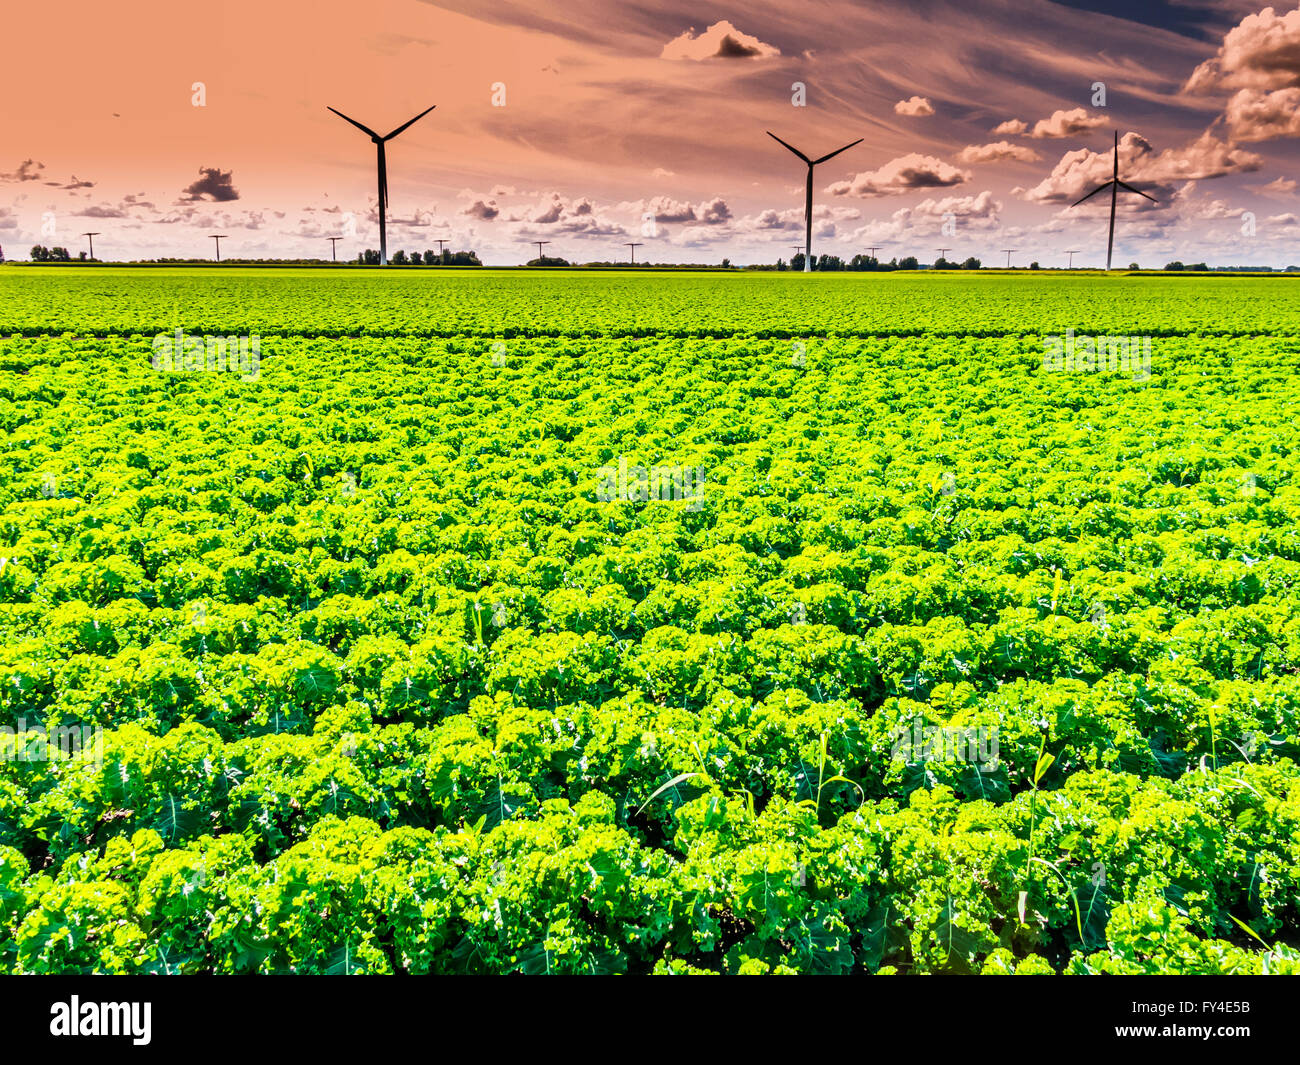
[581,261,746,269]
[1162,262,1300,272]
[150,258,332,265]
[14,243,1299,272]
[29,245,82,261]
[774,253,983,271]
[361,249,482,265]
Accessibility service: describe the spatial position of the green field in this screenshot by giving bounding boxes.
[1,267,1298,974]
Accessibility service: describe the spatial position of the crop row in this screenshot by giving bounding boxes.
[5,269,1300,338]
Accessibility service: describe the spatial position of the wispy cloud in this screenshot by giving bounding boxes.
[1,159,45,182]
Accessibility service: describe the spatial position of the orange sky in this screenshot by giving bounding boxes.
[3,1,1299,265]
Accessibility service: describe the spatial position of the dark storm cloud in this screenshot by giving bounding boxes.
[464,199,500,220]
[179,167,241,203]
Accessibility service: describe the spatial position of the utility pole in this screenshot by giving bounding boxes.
[209,235,228,262]
[327,237,341,262]
[936,248,951,265]
[624,242,643,265]
[1002,248,1016,268]
[1065,249,1079,269]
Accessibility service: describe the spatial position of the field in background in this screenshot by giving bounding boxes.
[4,266,1298,336]
[1,268,1298,974]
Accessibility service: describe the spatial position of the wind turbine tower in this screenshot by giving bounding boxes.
[767,131,864,272]
[209,235,228,262]
[1069,131,1158,271]
[327,103,437,266]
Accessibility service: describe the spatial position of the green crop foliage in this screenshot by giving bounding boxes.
[1,267,1298,974]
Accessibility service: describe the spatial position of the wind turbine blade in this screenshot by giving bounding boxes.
[766,131,811,164]
[1070,181,1113,208]
[327,107,380,139]
[382,104,437,141]
[1117,179,1158,204]
[813,138,864,165]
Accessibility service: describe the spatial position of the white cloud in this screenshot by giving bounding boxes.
[1185,7,1300,93]
[1224,86,1300,142]
[1029,108,1109,139]
[894,95,934,117]
[828,154,970,198]
[956,141,1042,164]
[1021,131,1261,203]
[661,21,780,61]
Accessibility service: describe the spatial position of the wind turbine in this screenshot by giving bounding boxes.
[624,242,643,264]
[209,235,227,262]
[530,240,551,261]
[1002,249,1016,268]
[767,131,863,272]
[1069,131,1158,271]
[327,237,341,261]
[936,248,951,266]
[81,232,100,260]
[434,238,449,259]
[866,245,882,259]
[1065,249,1079,269]
[327,103,436,266]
